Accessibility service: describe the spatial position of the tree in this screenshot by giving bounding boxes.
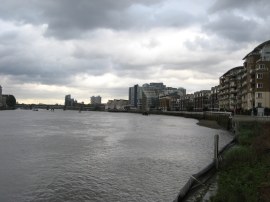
[6,95,16,107]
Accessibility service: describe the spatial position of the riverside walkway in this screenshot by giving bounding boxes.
[233,115,270,122]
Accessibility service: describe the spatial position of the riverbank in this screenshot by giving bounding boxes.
[108,110,232,130]
[196,120,223,130]
[205,121,270,202]
[129,111,270,201]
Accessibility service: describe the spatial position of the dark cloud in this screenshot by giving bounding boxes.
[209,0,256,12]
[0,0,202,39]
[209,0,270,18]
[207,16,256,42]
[1,0,270,103]
[0,0,160,38]
[202,13,266,43]
[207,0,270,43]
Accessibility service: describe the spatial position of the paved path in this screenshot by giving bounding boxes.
[233,115,270,122]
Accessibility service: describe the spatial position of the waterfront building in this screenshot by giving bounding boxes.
[106,99,129,110]
[129,84,142,109]
[177,87,186,97]
[159,95,171,111]
[170,94,183,111]
[210,86,219,111]
[142,87,160,111]
[159,87,186,111]
[178,94,194,111]
[0,85,3,108]
[218,66,244,112]
[194,90,211,111]
[65,94,75,106]
[242,40,270,110]
[149,82,166,89]
[141,82,166,111]
[91,96,102,105]
[0,85,7,109]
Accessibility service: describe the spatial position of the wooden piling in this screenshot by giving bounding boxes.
[214,134,219,169]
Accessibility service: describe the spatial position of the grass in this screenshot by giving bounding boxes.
[210,122,270,202]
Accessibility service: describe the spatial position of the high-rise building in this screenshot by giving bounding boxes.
[141,82,166,111]
[91,96,102,104]
[177,87,186,96]
[65,94,75,106]
[158,87,186,111]
[219,66,244,111]
[242,40,270,110]
[0,85,3,108]
[129,84,142,109]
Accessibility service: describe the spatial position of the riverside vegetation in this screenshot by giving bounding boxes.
[210,122,270,202]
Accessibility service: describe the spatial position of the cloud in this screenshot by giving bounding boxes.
[0,0,270,104]
[209,0,270,14]
[0,0,206,39]
[203,13,259,42]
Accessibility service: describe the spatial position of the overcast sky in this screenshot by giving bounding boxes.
[0,0,270,104]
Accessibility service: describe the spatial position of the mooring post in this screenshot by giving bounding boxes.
[214,134,219,169]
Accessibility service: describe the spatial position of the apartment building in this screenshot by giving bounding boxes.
[210,86,219,111]
[194,90,211,111]
[159,87,186,111]
[242,40,270,110]
[178,94,194,111]
[255,46,270,109]
[219,66,244,111]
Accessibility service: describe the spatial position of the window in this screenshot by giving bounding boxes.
[257,93,263,98]
[259,64,265,69]
[257,73,263,79]
[257,83,263,88]
[258,102,262,107]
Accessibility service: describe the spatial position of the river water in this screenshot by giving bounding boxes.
[0,110,232,202]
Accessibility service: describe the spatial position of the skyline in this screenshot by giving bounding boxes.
[1,0,270,104]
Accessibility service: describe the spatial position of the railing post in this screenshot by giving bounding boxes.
[214,134,219,169]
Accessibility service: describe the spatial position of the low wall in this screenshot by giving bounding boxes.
[146,111,232,130]
[174,138,236,202]
[108,110,232,130]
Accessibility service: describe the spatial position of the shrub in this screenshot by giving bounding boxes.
[223,146,257,167]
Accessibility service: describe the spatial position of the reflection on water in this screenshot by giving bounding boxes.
[0,110,232,202]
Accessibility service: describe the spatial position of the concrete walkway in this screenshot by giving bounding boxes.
[233,115,270,122]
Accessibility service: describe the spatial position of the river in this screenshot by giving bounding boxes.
[0,110,232,202]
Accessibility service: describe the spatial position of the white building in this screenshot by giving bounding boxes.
[106,99,129,110]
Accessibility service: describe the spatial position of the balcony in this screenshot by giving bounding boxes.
[242,90,247,94]
[230,89,237,94]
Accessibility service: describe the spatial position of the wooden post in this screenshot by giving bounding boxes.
[214,134,219,169]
